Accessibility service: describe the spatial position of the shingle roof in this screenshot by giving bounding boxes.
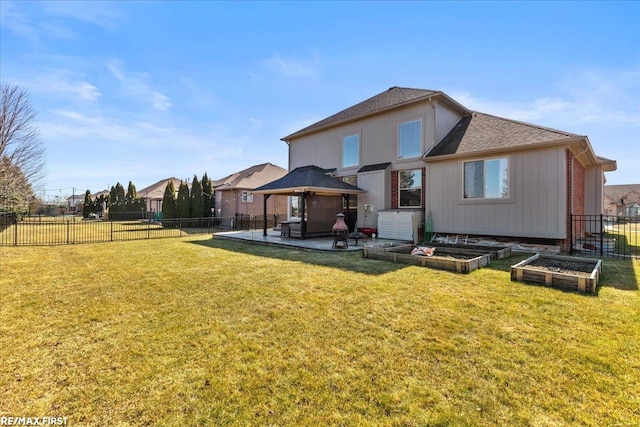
[358,162,391,173]
[138,178,182,200]
[252,165,365,195]
[426,111,582,158]
[604,184,640,202]
[213,163,287,191]
[282,87,446,141]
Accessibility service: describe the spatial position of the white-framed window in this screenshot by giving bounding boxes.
[398,119,422,159]
[463,157,509,199]
[399,169,422,207]
[626,203,640,216]
[241,191,253,203]
[342,134,359,168]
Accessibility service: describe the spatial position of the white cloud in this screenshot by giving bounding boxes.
[12,71,101,103]
[43,1,122,31]
[265,53,320,78]
[448,69,640,129]
[0,1,39,43]
[107,60,172,111]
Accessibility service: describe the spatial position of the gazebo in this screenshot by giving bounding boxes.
[252,165,366,239]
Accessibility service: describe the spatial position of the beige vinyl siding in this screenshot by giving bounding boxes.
[584,166,604,234]
[427,147,567,239]
[289,102,439,172]
[585,166,604,215]
[435,103,463,146]
[355,169,390,228]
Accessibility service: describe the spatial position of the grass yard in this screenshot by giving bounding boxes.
[0,220,206,246]
[1,236,638,426]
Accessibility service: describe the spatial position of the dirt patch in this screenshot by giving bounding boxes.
[527,258,597,277]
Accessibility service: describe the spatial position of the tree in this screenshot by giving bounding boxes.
[0,83,46,193]
[202,172,214,218]
[161,180,176,220]
[126,181,137,203]
[83,189,93,217]
[190,175,202,219]
[0,156,32,212]
[109,182,126,218]
[176,180,190,219]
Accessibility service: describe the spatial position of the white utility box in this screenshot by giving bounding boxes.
[377,209,424,242]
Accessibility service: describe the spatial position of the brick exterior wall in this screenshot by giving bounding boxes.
[391,168,426,210]
[562,149,586,252]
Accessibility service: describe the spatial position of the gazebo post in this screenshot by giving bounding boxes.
[301,191,307,239]
[263,194,271,236]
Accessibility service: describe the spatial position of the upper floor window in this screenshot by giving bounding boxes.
[399,169,422,207]
[464,157,509,199]
[241,191,253,203]
[342,134,359,168]
[398,119,422,159]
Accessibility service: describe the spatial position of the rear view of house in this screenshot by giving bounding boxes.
[282,86,616,250]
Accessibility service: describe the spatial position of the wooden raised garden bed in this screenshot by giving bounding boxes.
[363,244,491,274]
[511,253,602,293]
[432,242,512,260]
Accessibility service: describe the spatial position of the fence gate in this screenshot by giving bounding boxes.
[570,214,639,258]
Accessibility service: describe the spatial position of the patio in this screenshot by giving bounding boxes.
[214,228,409,252]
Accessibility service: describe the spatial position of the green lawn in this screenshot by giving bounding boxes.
[1,236,638,426]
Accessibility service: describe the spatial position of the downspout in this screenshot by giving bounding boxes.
[429,99,437,150]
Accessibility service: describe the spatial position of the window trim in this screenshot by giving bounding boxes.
[241,191,253,203]
[397,118,423,160]
[342,133,360,168]
[398,168,423,208]
[459,156,513,204]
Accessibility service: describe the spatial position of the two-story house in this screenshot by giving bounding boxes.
[279,86,616,249]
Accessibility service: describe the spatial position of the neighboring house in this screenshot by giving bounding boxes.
[282,86,617,250]
[213,163,288,220]
[66,194,84,213]
[604,184,640,216]
[138,177,182,214]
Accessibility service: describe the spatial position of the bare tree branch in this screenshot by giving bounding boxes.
[0,83,46,197]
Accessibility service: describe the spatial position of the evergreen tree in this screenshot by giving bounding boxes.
[83,190,93,217]
[190,175,203,219]
[109,182,126,217]
[161,180,176,220]
[176,180,190,219]
[202,172,214,217]
[126,181,137,203]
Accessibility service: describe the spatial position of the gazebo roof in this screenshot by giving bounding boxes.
[252,165,366,196]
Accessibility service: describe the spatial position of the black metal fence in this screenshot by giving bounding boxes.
[0,214,279,247]
[570,214,639,258]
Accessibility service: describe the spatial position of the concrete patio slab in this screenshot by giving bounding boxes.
[213,229,409,252]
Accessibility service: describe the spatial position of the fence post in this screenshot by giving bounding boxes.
[179,218,182,236]
[599,214,603,257]
[66,221,70,245]
[569,213,573,255]
[147,219,151,239]
[110,220,114,242]
[14,215,18,246]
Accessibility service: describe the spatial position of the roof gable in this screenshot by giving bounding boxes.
[282,86,466,141]
[213,163,287,190]
[138,178,182,200]
[605,184,640,201]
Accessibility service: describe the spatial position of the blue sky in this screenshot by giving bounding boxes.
[1,1,638,200]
